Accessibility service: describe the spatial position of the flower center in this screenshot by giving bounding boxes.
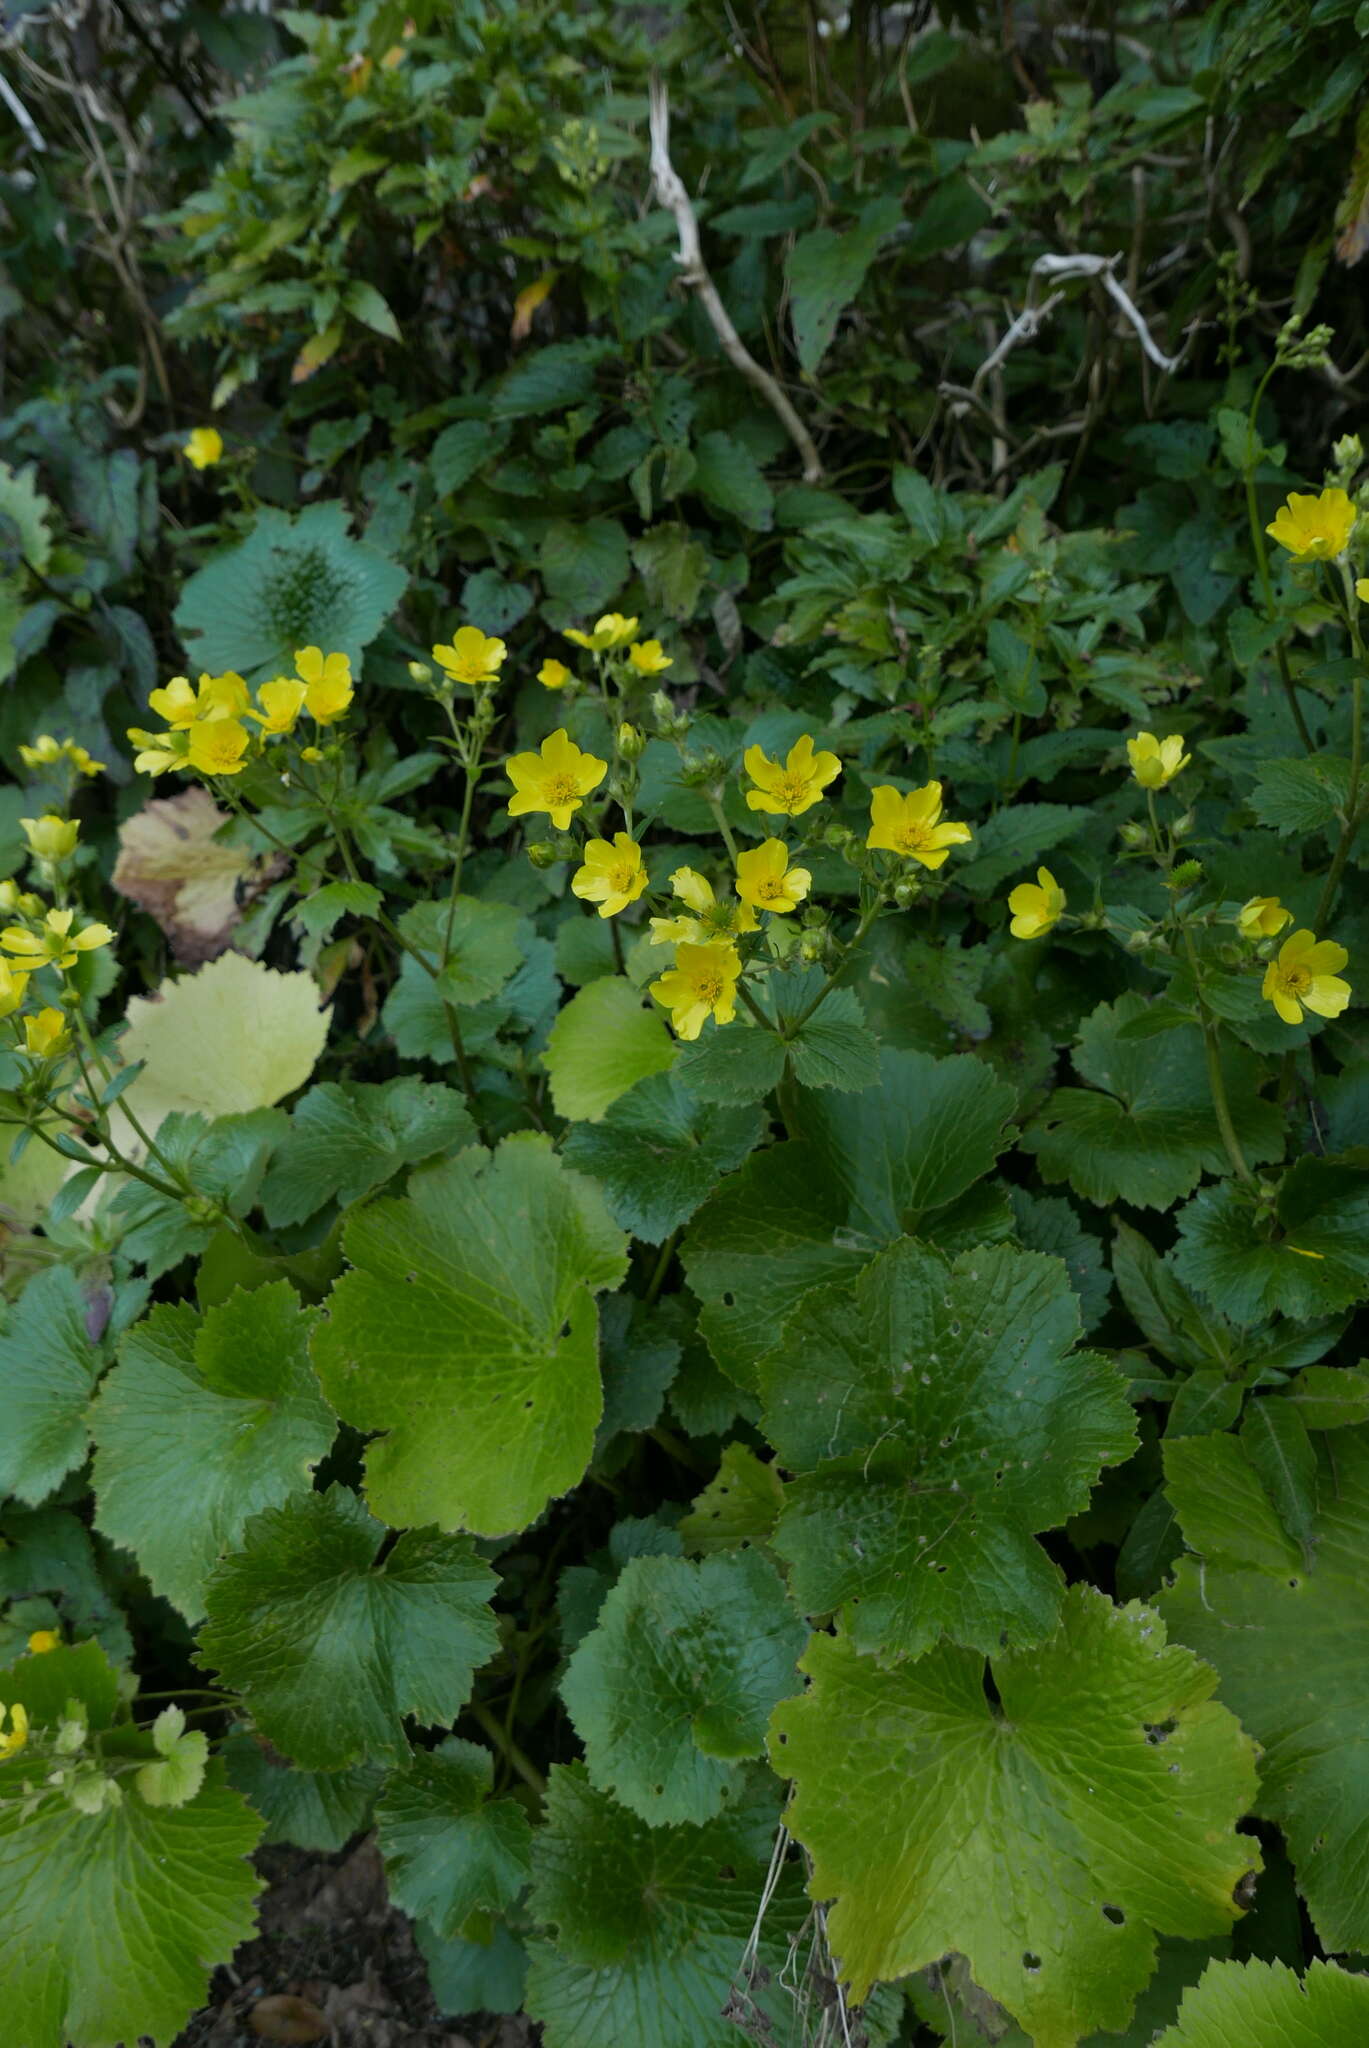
[1281,965,1312,996]
[895,820,936,853]
[545,773,581,806]
[696,975,723,1004]
[607,862,636,893]
[756,876,784,900]
[775,774,809,807]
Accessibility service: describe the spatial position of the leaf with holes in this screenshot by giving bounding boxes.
[760,1241,1136,1659]
[1160,1423,1369,1951]
[770,1587,1259,2043]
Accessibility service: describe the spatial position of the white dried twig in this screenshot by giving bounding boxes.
[648,73,824,482]
[0,66,46,152]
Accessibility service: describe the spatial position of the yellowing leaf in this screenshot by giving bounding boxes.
[112,788,276,965]
[118,954,329,1133]
[512,272,556,342]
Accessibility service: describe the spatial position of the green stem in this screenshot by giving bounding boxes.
[707,797,740,864]
[468,1700,546,1798]
[1241,381,1314,754]
[1314,580,1365,929]
[642,1228,680,1307]
[1180,927,1254,1185]
[783,890,886,1035]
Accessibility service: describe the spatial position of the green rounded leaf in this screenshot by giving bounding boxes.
[91,1285,336,1621]
[1153,1959,1369,2046]
[543,976,677,1124]
[0,1757,262,2048]
[1160,1423,1369,1951]
[560,1551,806,1826]
[562,1071,766,1243]
[762,1241,1137,1658]
[259,1077,474,1227]
[0,1268,104,1507]
[197,1485,498,1769]
[1172,1160,1369,1323]
[771,1587,1259,2041]
[313,1136,627,1534]
[682,1048,1016,1388]
[376,1738,533,1938]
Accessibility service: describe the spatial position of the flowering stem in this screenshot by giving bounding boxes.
[1179,927,1254,1185]
[782,889,886,1036]
[1313,579,1365,929]
[707,798,740,864]
[1241,374,1314,755]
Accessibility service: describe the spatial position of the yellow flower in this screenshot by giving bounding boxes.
[2,907,113,971]
[198,671,251,719]
[1126,731,1190,789]
[21,816,79,862]
[183,427,223,471]
[1266,487,1356,561]
[506,728,607,830]
[147,676,200,730]
[67,742,105,777]
[27,1630,60,1654]
[866,783,973,868]
[570,834,648,918]
[23,1007,69,1059]
[19,735,63,768]
[744,735,842,817]
[0,961,30,1018]
[433,626,507,688]
[538,659,574,691]
[627,640,672,676]
[735,839,811,915]
[649,941,742,1040]
[1357,578,1369,605]
[128,726,186,777]
[295,647,354,724]
[564,613,640,653]
[0,1702,28,1761]
[247,678,308,736]
[1237,896,1292,940]
[186,718,251,776]
[0,884,39,915]
[1008,866,1066,939]
[648,866,758,946]
[1262,929,1351,1026]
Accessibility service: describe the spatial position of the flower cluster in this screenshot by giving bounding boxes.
[536,612,674,696]
[129,647,355,780]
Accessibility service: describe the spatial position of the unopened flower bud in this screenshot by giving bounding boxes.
[1170,809,1197,842]
[616,722,645,761]
[892,877,922,909]
[1119,820,1151,850]
[1169,858,1204,888]
[526,841,561,870]
[1126,927,1156,951]
[799,930,827,963]
[407,661,433,686]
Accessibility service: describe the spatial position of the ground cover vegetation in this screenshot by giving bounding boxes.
[3,0,1369,2042]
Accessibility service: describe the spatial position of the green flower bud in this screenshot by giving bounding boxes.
[616,722,645,761]
[407,661,434,686]
[526,841,562,870]
[1118,820,1151,850]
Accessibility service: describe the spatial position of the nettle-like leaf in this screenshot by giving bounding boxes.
[0,1267,105,1505]
[1153,1959,1369,2046]
[771,1587,1259,2044]
[524,1765,812,2048]
[376,1738,533,1937]
[1171,1159,1369,1322]
[560,1552,807,1826]
[562,1070,767,1243]
[1160,1422,1369,1951]
[0,1759,263,2048]
[1021,993,1283,1210]
[259,1077,475,1227]
[312,1136,628,1533]
[760,1241,1137,1659]
[90,1284,335,1621]
[682,1049,1017,1389]
[174,500,407,679]
[197,1485,498,1769]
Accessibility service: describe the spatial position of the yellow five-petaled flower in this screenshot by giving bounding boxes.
[627,640,672,676]
[27,1629,60,1654]
[649,941,742,1040]
[571,834,648,919]
[21,816,79,862]
[1266,487,1356,561]
[0,1702,28,1761]
[2,907,113,971]
[23,1007,69,1059]
[433,625,507,688]
[294,647,354,724]
[1126,731,1190,790]
[1262,929,1352,1026]
[564,613,639,653]
[1008,866,1065,939]
[247,678,308,737]
[744,734,841,817]
[734,839,811,915]
[649,867,757,946]
[182,427,223,471]
[1237,895,1292,940]
[538,659,574,691]
[506,728,607,830]
[866,782,973,869]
